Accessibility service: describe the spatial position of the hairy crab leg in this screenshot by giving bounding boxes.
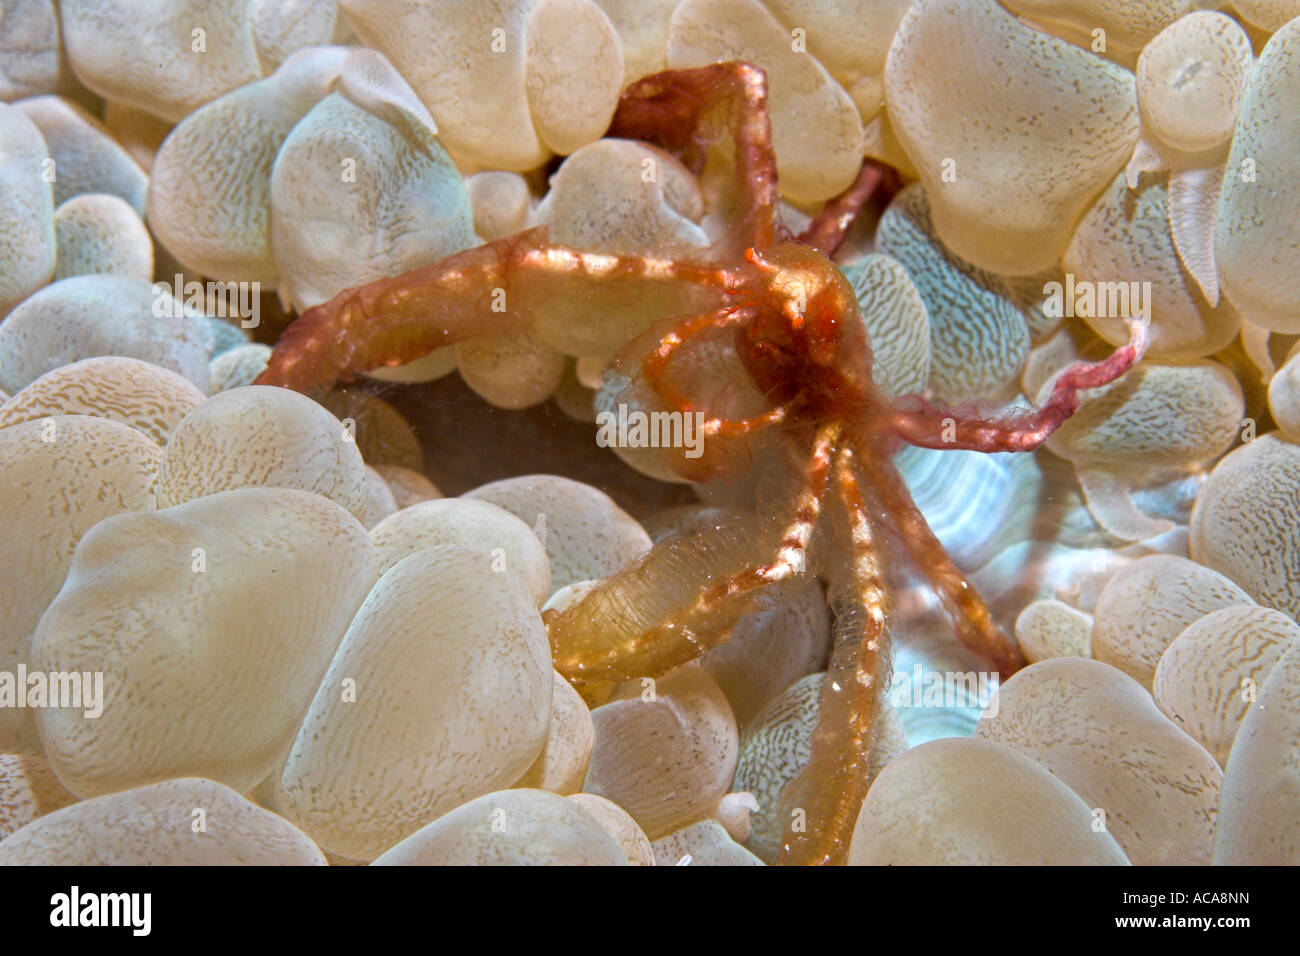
[255,227,735,398]
[703,421,839,593]
[608,62,779,254]
[614,304,801,442]
[796,159,889,258]
[636,305,756,411]
[547,423,839,682]
[888,318,1149,452]
[776,443,890,866]
[701,404,793,438]
[856,445,1024,677]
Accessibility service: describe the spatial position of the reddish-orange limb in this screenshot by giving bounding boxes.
[608,62,778,254]
[856,446,1024,678]
[548,422,839,683]
[638,305,755,412]
[796,160,887,258]
[888,319,1149,452]
[776,443,890,866]
[701,421,839,594]
[625,304,801,440]
[700,404,793,438]
[255,228,733,398]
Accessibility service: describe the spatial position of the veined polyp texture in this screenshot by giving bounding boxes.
[884,0,1140,275]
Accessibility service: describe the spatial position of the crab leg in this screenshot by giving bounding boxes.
[888,318,1148,452]
[624,306,802,436]
[256,227,734,398]
[776,444,891,866]
[547,423,839,682]
[856,446,1024,677]
[633,305,755,409]
[608,62,779,254]
[796,159,891,258]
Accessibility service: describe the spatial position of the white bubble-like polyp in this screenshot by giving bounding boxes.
[52,193,153,282]
[278,545,552,861]
[1137,11,1253,155]
[371,788,627,866]
[0,355,205,446]
[0,415,161,753]
[0,778,327,865]
[158,385,368,520]
[31,487,376,797]
[0,274,212,393]
[1153,605,1299,766]
[849,736,1130,865]
[59,0,264,123]
[369,496,551,606]
[1216,18,1300,333]
[885,0,1139,275]
[0,103,55,317]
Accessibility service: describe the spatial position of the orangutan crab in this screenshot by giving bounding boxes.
[256,62,1147,864]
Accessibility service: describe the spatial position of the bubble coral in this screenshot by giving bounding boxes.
[0,102,54,316]
[146,45,351,284]
[269,49,478,312]
[666,0,866,203]
[0,777,326,865]
[565,791,655,865]
[52,193,153,282]
[582,664,738,841]
[1136,11,1253,157]
[370,788,627,866]
[976,657,1222,865]
[0,274,212,393]
[875,184,1028,402]
[276,545,551,861]
[1038,357,1243,542]
[652,818,765,865]
[0,0,62,102]
[1230,0,1300,32]
[31,487,376,797]
[1091,554,1255,688]
[0,753,76,841]
[1003,0,1192,52]
[848,736,1130,866]
[14,96,148,215]
[0,416,161,752]
[338,0,623,170]
[0,355,205,445]
[256,62,1147,863]
[1215,17,1300,334]
[59,0,263,123]
[1125,11,1254,305]
[1190,433,1300,620]
[1153,605,1299,766]
[883,0,1140,275]
[1269,353,1300,439]
[1064,172,1239,359]
[157,384,368,519]
[1214,637,1300,865]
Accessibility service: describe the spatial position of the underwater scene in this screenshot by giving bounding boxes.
[0,0,1295,889]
